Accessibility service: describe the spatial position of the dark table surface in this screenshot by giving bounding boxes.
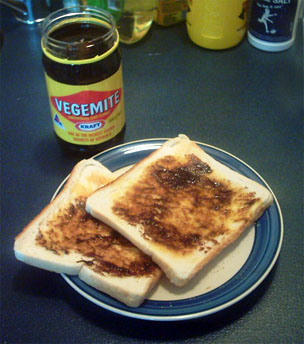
[1,6,303,344]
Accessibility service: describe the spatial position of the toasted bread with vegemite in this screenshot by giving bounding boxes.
[86,135,273,286]
[14,159,162,307]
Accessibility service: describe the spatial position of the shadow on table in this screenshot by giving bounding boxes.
[63,262,278,341]
[13,264,66,300]
[33,134,128,177]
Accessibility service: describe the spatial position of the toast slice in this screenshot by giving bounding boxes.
[86,135,273,286]
[14,159,162,307]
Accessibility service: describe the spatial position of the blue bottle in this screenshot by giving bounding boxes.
[247,0,302,52]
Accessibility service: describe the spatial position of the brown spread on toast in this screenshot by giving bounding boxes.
[36,197,158,277]
[113,154,260,253]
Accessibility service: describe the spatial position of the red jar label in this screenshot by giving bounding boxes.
[45,64,125,146]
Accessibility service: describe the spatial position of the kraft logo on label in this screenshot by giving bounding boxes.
[51,89,121,124]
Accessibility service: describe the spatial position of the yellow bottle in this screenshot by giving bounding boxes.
[186,0,248,50]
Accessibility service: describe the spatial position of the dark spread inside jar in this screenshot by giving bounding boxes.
[43,22,121,85]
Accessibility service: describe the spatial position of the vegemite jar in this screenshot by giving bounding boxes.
[41,6,125,154]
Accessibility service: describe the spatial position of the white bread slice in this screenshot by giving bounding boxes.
[14,159,162,307]
[86,135,273,287]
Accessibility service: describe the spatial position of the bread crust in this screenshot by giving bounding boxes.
[14,159,161,307]
[87,135,273,286]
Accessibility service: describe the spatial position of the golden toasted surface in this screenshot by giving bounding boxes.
[112,154,260,253]
[36,197,158,277]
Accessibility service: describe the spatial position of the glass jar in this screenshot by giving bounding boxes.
[117,0,156,44]
[41,6,125,155]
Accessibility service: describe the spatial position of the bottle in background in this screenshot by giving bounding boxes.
[154,0,187,26]
[186,0,248,50]
[84,0,124,22]
[116,0,156,44]
[247,0,301,52]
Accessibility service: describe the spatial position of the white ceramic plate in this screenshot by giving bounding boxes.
[60,139,283,321]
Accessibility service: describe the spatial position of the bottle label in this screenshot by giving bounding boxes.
[249,0,298,42]
[155,0,187,26]
[45,64,125,146]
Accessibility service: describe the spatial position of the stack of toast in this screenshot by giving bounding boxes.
[14,135,273,307]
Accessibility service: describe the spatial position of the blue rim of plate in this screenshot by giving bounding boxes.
[60,138,283,321]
